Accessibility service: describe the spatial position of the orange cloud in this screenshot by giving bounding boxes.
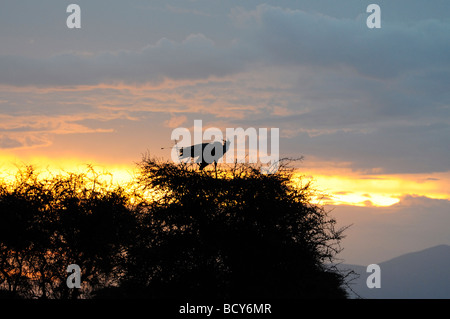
[294,164,450,207]
[164,115,187,128]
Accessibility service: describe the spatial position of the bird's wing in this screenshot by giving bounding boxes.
[179,143,209,159]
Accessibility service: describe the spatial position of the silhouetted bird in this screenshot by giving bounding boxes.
[179,139,230,171]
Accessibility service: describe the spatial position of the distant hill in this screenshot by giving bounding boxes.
[337,245,450,299]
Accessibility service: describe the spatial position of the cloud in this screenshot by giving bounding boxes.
[330,195,450,264]
[164,114,188,128]
[392,194,450,209]
[334,191,351,195]
[232,4,450,78]
[0,111,115,150]
[165,4,212,17]
[3,4,447,88]
[0,34,245,87]
[0,135,23,149]
[0,134,51,150]
[280,121,450,174]
[0,2,449,176]
[1,2,449,87]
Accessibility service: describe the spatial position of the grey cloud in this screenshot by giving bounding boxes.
[0,134,50,150]
[235,4,450,79]
[330,195,450,265]
[1,3,449,87]
[0,34,245,86]
[1,1,449,176]
[0,135,23,149]
[281,122,450,174]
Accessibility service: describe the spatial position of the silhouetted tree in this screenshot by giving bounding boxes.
[1,160,349,300]
[106,158,348,299]
[0,166,137,299]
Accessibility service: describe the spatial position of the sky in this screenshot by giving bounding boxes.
[0,0,449,264]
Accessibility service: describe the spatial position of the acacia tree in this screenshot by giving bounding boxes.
[0,166,137,299]
[0,166,57,298]
[107,158,349,299]
[0,160,350,299]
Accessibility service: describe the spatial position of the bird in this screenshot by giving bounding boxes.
[179,139,231,172]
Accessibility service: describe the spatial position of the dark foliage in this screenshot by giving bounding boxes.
[102,158,348,299]
[0,160,349,299]
[0,166,135,298]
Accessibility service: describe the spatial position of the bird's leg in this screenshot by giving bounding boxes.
[214,160,218,178]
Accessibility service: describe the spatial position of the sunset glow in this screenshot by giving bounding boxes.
[2,153,449,208]
[305,173,450,207]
